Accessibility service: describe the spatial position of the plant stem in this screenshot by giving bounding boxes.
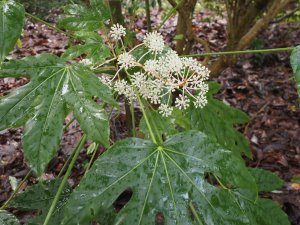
[157,0,184,30]
[57,149,75,178]
[0,170,32,210]
[183,47,294,57]
[145,0,152,32]
[43,134,87,225]
[25,12,74,39]
[189,202,204,225]
[136,95,157,144]
[130,104,136,137]
[63,117,75,131]
[83,144,99,178]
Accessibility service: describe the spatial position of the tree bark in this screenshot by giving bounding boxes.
[209,0,291,76]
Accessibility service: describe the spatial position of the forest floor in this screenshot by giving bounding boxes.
[0,9,299,225]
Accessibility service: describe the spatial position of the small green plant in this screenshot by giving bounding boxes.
[0,0,298,224]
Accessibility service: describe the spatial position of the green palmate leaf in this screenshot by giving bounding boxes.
[0,54,114,175]
[10,180,72,225]
[63,31,111,64]
[0,210,20,225]
[64,131,259,225]
[59,2,110,32]
[290,45,300,98]
[190,82,251,157]
[0,0,25,62]
[249,168,284,192]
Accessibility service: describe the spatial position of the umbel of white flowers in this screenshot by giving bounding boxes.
[101,23,210,117]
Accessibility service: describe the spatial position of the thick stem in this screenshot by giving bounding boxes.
[136,95,157,144]
[210,0,291,76]
[130,104,136,137]
[0,170,32,210]
[145,0,152,32]
[43,134,87,225]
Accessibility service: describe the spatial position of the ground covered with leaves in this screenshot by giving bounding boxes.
[0,10,299,224]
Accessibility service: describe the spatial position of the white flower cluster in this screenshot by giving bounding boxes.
[110,23,126,41]
[106,24,210,117]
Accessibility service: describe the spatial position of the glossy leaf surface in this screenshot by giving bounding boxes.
[290,45,300,98]
[64,131,258,225]
[10,180,71,225]
[0,54,113,175]
[0,0,24,61]
[190,82,251,157]
[63,32,111,64]
[59,2,110,32]
[0,210,20,225]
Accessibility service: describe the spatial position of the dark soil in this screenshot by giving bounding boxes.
[0,10,299,225]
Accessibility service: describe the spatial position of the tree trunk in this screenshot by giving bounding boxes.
[210,0,291,76]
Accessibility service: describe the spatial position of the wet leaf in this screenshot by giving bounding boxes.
[63,31,111,64]
[0,210,20,225]
[64,131,259,225]
[10,180,71,225]
[59,2,110,32]
[0,54,114,175]
[0,0,24,61]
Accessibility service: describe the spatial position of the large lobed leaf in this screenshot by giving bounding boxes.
[290,45,300,98]
[10,180,72,225]
[63,131,262,225]
[0,54,115,175]
[0,0,25,62]
[190,82,251,157]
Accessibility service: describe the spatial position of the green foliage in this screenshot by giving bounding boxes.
[0,210,20,225]
[58,1,110,32]
[62,31,111,64]
[291,45,300,98]
[190,82,251,157]
[0,1,291,224]
[64,131,259,224]
[0,54,114,175]
[0,0,25,62]
[10,180,72,225]
[249,168,284,192]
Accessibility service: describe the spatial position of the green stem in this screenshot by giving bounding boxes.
[83,144,99,178]
[130,104,136,137]
[25,12,74,39]
[189,202,204,225]
[0,170,32,210]
[183,47,294,57]
[136,95,157,144]
[57,149,75,178]
[145,0,152,32]
[157,0,184,30]
[43,134,87,225]
[63,117,75,131]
